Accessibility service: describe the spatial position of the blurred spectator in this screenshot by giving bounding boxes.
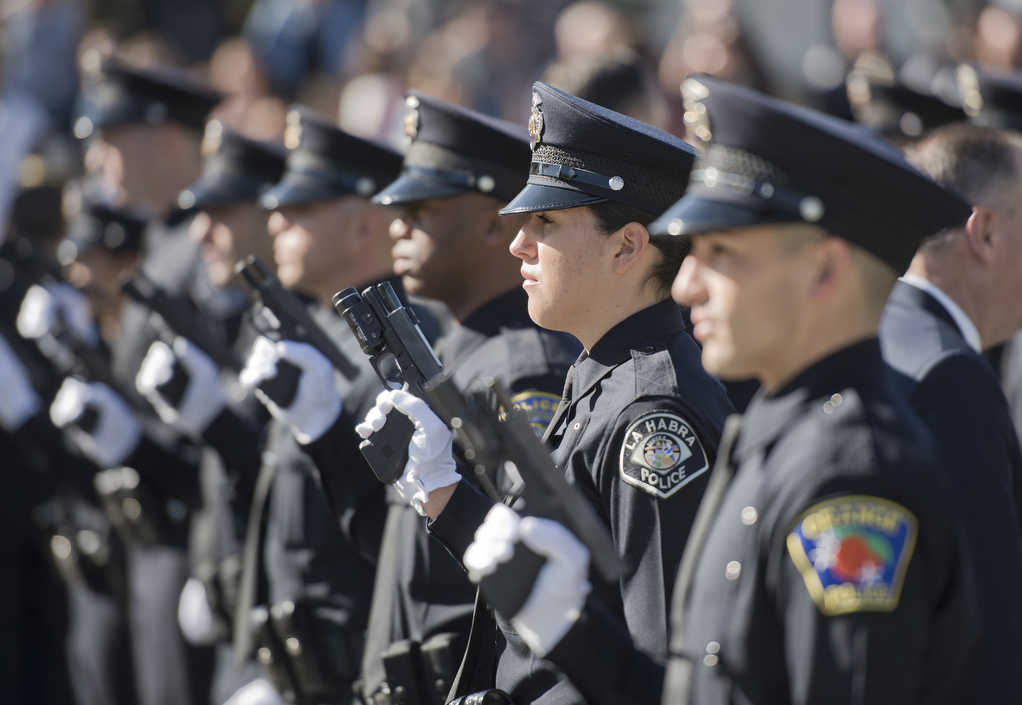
[243,0,367,98]
[542,50,669,128]
[1,0,84,130]
[555,1,636,61]
[207,37,286,140]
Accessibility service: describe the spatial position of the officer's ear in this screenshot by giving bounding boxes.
[964,206,998,267]
[351,202,385,245]
[808,237,851,300]
[611,222,650,275]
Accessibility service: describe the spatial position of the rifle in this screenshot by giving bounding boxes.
[120,272,241,372]
[334,282,626,609]
[235,255,360,381]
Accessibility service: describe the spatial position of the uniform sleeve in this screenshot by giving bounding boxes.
[201,407,265,521]
[302,409,389,563]
[598,397,717,661]
[545,596,666,705]
[774,480,980,705]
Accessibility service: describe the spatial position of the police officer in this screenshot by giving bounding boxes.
[135,127,287,704]
[144,107,410,705]
[73,60,223,705]
[360,83,734,705]
[341,91,582,705]
[653,76,979,703]
[877,122,1022,702]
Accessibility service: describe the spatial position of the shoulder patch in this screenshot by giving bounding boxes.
[786,496,918,616]
[510,391,562,438]
[619,412,709,499]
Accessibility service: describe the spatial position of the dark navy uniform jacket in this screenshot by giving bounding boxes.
[880,280,1022,702]
[430,299,733,705]
[671,339,979,705]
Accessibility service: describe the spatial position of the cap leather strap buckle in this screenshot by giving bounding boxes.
[690,167,825,224]
[530,161,621,191]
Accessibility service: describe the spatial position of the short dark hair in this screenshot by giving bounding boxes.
[907,124,1022,249]
[587,200,689,300]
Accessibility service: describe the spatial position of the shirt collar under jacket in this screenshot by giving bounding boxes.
[570,298,687,402]
[900,274,982,353]
[734,337,885,462]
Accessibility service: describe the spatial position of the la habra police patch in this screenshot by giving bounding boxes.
[787,495,918,616]
[510,390,562,438]
[619,412,709,499]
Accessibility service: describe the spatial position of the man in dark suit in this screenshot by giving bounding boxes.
[879,122,1022,703]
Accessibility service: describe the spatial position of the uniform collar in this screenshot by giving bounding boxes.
[571,299,687,402]
[899,275,982,353]
[439,287,532,366]
[735,338,885,461]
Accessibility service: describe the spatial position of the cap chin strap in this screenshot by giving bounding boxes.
[530,161,623,192]
[401,165,497,194]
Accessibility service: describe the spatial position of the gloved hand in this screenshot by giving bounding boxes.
[50,377,141,467]
[17,283,99,346]
[136,337,226,436]
[240,336,342,444]
[223,677,284,705]
[0,333,41,432]
[463,504,591,656]
[178,577,216,646]
[356,389,460,514]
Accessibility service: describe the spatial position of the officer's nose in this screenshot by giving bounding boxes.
[673,256,708,308]
[189,211,214,244]
[509,225,536,261]
[267,211,288,238]
[389,217,411,241]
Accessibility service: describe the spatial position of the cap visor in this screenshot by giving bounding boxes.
[259,178,347,210]
[497,182,606,215]
[648,196,798,237]
[183,172,269,211]
[82,103,146,133]
[371,174,468,206]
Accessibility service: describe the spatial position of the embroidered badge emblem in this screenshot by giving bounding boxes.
[508,391,561,438]
[528,91,544,151]
[619,412,708,499]
[787,496,917,616]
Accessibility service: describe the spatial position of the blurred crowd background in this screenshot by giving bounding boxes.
[9,0,1022,173]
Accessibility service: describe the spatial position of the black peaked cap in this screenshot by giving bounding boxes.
[961,68,1022,131]
[500,82,697,216]
[178,128,286,212]
[261,106,403,209]
[61,202,148,262]
[373,91,531,206]
[76,60,222,136]
[849,80,966,137]
[649,75,972,273]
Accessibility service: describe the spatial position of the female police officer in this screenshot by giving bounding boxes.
[355,83,735,705]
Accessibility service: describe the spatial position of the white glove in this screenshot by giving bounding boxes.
[177,577,216,646]
[0,333,41,431]
[17,283,98,346]
[463,504,591,656]
[136,337,226,436]
[50,378,142,467]
[240,336,342,444]
[356,389,460,514]
[223,678,284,705]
